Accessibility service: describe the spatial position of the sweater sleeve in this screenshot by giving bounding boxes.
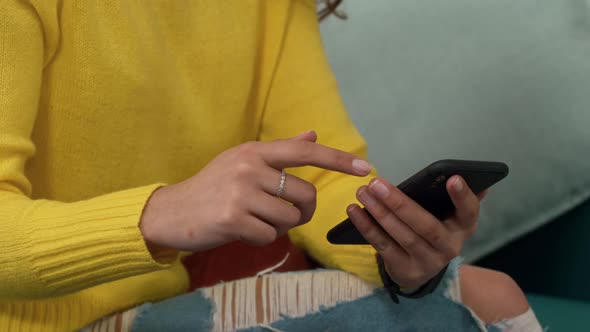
[0,1,175,299]
[258,0,381,285]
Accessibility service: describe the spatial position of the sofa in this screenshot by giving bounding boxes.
[478,198,590,330]
[320,1,590,330]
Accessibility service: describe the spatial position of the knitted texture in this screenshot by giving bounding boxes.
[0,0,377,330]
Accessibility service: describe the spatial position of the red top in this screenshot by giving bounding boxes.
[183,235,315,291]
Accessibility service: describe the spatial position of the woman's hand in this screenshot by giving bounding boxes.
[139,130,372,253]
[347,176,487,289]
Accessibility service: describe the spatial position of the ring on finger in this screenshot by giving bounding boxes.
[276,169,287,198]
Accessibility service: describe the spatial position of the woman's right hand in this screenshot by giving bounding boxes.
[139,130,373,253]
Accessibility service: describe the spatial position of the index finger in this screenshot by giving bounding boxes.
[260,140,373,176]
[367,177,449,250]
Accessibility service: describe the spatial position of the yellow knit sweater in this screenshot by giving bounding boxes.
[0,0,379,330]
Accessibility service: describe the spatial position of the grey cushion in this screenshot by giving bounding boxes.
[320,0,590,261]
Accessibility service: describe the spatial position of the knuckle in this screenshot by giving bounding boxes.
[297,141,314,162]
[220,207,241,226]
[234,161,255,177]
[331,149,347,166]
[287,207,302,226]
[301,206,315,224]
[466,206,479,220]
[303,183,317,204]
[225,189,244,207]
[373,237,392,252]
[371,207,389,221]
[236,141,259,157]
[352,215,372,233]
[422,225,441,244]
[248,228,277,247]
[389,194,405,211]
[400,233,420,250]
[461,201,480,221]
[306,182,318,197]
[242,141,258,150]
[260,228,278,245]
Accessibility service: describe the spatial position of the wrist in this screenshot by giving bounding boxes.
[140,185,177,263]
[376,254,448,303]
[144,241,178,264]
[383,261,424,290]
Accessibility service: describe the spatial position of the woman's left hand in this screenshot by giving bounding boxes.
[346,176,487,289]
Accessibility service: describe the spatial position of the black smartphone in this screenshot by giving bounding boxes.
[326,159,509,245]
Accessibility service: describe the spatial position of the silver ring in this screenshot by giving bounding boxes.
[276,169,287,198]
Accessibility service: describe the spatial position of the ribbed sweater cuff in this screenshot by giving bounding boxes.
[20,184,175,294]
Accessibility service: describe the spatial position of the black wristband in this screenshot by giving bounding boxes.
[376,254,449,304]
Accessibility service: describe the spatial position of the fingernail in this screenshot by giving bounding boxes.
[453,177,463,192]
[296,130,312,137]
[346,204,357,215]
[353,159,372,175]
[357,188,376,205]
[369,180,390,199]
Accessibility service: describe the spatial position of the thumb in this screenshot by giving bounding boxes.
[477,189,489,201]
[291,130,317,143]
